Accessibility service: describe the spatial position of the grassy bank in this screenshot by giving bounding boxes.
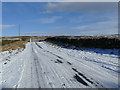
[1,40,26,51]
[45,36,120,49]
[1,40,19,46]
[0,37,29,51]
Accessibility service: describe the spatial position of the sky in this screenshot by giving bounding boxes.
[1,0,120,2]
[2,2,118,36]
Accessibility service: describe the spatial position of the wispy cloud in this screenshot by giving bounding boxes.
[43,2,117,14]
[23,17,118,35]
[72,20,118,34]
[0,25,16,30]
[39,16,62,23]
[50,26,68,29]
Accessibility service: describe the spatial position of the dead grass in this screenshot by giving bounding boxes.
[2,40,26,51]
[2,40,19,46]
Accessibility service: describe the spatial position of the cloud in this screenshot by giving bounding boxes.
[0,25,16,30]
[23,16,118,35]
[69,13,118,23]
[50,26,68,29]
[23,19,117,35]
[43,2,118,14]
[72,20,118,35]
[39,16,62,23]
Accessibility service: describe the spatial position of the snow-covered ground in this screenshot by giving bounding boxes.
[0,48,24,88]
[0,42,119,88]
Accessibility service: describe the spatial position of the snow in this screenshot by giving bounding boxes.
[0,47,25,88]
[0,42,119,88]
[41,42,119,74]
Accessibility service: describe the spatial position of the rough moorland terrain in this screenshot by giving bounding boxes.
[45,35,120,49]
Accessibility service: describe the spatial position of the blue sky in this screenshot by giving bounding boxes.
[2,2,118,36]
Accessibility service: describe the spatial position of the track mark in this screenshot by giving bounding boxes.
[31,46,41,88]
[35,42,43,49]
[72,68,94,84]
[55,59,63,64]
[47,51,64,60]
[74,74,89,86]
[67,62,72,65]
[36,42,64,60]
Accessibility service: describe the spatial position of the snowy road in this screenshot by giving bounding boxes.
[1,42,119,88]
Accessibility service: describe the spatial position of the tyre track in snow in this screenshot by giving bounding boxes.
[21,43,68,88]
[35,42,98,87]
[34,42,81,88]
[17,43,46,88]
[34,42,103,88]
[31,43,50,88]
[16,42,118,88]
[31,45,41,88]
[35,44,117,87]
[34,42,118,88]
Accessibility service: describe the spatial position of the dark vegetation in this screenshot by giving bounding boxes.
[21,37,28,41]
[45,36,120,49]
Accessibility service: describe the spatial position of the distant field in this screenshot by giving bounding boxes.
[1,35,119,51]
